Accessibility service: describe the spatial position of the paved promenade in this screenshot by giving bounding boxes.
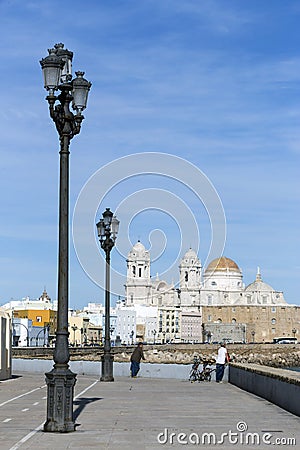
[0,372,299,450]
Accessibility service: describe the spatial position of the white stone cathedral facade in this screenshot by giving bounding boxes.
[123,241,290,343]
[125,241,286,309]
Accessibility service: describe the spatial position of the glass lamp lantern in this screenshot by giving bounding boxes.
[54,43,73,83]
[40,48,65,93]
[102,208,114,227]
[96,219,106,241]
[111,216,120,241]
[72,71,92,114]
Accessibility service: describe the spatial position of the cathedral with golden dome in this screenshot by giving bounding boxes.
[124,242,297,344]
[125,242,286,308]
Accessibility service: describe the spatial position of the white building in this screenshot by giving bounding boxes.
[181,310,202,343]
[81,302,104,326]
[1,289,54,313]
[114,303,136,344]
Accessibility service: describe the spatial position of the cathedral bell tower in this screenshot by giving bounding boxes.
[179,248,202,306]
[125,241,152,306]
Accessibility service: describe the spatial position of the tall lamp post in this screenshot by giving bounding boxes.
[40,43,91,432]
[71,325,78,346]
[96,208,120,382]
[152,329,157,344]
[130,330,134,345]
[110,326,115,346]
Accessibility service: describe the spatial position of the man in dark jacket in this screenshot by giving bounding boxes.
[130,342,145,377]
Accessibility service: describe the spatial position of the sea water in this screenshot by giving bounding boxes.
[287,367,300,372]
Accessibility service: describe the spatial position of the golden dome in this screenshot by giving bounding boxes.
[205,257,240,273]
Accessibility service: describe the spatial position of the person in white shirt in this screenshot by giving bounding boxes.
[215,343,229,382]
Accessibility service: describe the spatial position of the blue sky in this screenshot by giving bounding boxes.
[0,0,299,308]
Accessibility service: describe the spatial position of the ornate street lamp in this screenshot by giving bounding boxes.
[40,43,91,433]
[207,331,212,344]
[152,329,157,344]
[96,208,120,381]
[71,325,78,346]
[110,326,115,346]
[130,330,134,345]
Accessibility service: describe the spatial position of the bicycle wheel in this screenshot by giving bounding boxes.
[189,371,197,382]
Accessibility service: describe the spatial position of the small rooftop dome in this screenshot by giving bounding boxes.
[245,267,274,292]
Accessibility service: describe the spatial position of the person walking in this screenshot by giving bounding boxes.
[130,342,145,378]
[215,343,229,383]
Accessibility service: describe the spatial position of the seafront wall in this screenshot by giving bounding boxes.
[12,358,227,380]
[12,343,300,368]
[229,363,300,417]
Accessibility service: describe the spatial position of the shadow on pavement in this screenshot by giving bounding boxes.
[73,397,103,421]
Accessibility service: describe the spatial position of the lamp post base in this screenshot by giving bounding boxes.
[100,352,114,382]
[44,365,77,432]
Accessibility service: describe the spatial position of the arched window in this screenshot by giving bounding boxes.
[185,272,188,282]
[132,266,136,276]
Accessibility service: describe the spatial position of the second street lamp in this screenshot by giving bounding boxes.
[96,208,120,382]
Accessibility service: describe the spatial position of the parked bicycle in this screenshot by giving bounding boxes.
[189,357,201,382]
[189,358,215,382]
